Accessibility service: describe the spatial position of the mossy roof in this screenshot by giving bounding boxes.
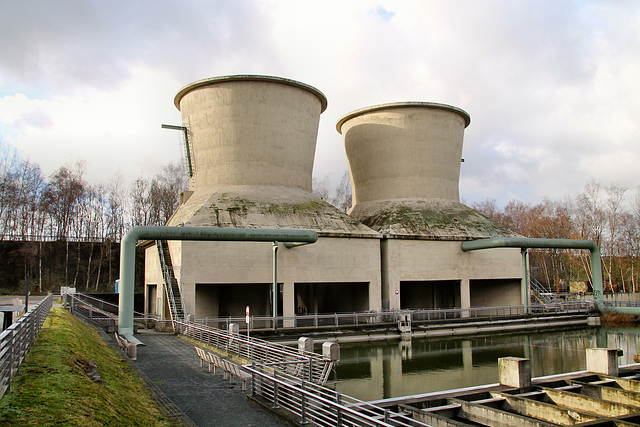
[167,185,379,237]
[349,198,520,240]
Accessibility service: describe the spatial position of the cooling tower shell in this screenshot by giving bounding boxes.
[337,102,470,206]
[175,75,327,191]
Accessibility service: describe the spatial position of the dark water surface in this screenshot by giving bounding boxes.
[333,326,640,401]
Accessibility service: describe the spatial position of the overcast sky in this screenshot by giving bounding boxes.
[1,0,638,206]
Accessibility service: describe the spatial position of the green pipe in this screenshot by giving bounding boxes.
[118,226,318,336]
[461,237,610,314]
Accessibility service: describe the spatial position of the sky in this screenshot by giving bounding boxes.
[1,0,639,207]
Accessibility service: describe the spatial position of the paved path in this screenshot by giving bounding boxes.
[130,331,286,427]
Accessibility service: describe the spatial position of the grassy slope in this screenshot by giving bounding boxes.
[0,308,173,426]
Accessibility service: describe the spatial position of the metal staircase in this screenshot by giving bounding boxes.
[156,240,186,329]
[530,278,554,304]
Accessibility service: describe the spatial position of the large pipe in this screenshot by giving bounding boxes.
[118,226,318,336]
[460,237,608,313]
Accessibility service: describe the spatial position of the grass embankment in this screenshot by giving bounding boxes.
[0,308,173,426]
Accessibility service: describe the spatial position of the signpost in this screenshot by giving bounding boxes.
[246,306,250,338]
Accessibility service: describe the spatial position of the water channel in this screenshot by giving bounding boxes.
[333,325,640,402]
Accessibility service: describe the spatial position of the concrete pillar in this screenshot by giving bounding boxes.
[498,357,531,388]
[586,348,620,376]
[283,280,295,328]
[460,278,471,318]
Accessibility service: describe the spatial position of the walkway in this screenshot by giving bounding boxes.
[130,331,286,427]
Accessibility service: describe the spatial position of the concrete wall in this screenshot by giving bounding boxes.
[382,239,522,310]
[171,236,382,319]
[145,234,522,318]
[175,75,327,192]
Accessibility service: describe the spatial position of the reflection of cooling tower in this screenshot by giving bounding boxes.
[175,75,328,191]
[337,102,471,206]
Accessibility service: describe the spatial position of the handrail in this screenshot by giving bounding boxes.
[156,240,183,325]
[196,301,595,331]
[0,294,53,398]
[178,320,331,383]
[245,363,430,426]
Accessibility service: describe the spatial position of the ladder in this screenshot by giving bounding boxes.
[156,240,186,330]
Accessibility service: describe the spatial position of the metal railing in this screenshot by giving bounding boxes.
[0,294,52,398]
[180,320,332,384]
[67,293,157,330]
[196,301,596,331]
[67,293,119,331]
[245,363,429,427]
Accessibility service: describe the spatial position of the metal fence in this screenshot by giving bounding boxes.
[67,293,119,331]
[180,320,332,384]
[67,293,158,331]
[245,363,429,427]
[196,300,596,331]
[0,294,53,398]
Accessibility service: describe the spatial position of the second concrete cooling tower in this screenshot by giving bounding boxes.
[337,102,470,205]
[337,102,516,239]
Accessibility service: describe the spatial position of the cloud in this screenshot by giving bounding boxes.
[0,0,639,207]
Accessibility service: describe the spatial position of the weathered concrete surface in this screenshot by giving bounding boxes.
[175,75,326,192]
[586,347,620,376]
[498,357,531,388]
[131,332,287,427]
[337,102,470,204]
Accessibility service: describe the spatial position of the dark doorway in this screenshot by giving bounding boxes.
[195,283,281,318]
[400,280,460,309]
[295,282,369,314]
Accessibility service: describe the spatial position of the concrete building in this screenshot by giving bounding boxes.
[144,75,522,324]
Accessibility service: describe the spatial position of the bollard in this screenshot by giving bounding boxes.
[322,341,340,361]
[298,337,313,354]
[586,348,620,376]
[498,357,531,388]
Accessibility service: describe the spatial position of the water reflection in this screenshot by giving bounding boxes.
[334,326,640,401]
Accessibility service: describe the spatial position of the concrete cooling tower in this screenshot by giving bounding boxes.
[167,75,375,235]
[337,102,517,239]
[174,75,327,192]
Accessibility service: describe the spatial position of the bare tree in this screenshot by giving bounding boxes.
[312,175,330,201]
[42,162,87,240]
[332,171,352,212]
[471,199,501,222]
[603,183,627,291]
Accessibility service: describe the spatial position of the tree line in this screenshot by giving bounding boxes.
[0,146,186,242]
[3,140,638,296]
[0,144,186,293]
[470,181,640,294]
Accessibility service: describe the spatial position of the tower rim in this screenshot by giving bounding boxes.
[336,101,471,134]
[174,74,328,112]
